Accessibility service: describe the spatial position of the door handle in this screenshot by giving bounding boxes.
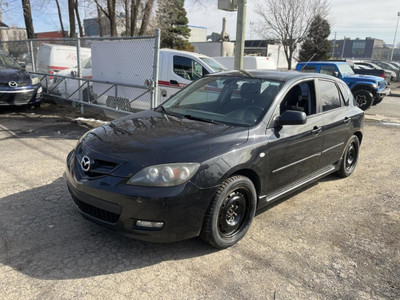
[312,126,322,134]
[344,117,351,124]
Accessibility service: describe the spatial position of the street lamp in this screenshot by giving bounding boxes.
[390,12,400,61]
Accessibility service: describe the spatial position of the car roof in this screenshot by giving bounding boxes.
[297,61,348,65]
[207,69,341,82]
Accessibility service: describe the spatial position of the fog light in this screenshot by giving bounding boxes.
[136,220,164,229]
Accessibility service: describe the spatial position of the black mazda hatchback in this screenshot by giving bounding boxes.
[0,52,42,107]
[66,70,364,248]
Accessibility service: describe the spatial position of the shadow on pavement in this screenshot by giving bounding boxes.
[0,177,215,280]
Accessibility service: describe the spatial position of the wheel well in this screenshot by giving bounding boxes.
[351,85,374,94]
[354,131,363,144]
[230,169,261,199]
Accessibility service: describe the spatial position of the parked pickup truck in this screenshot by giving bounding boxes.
[351,64,391,86]
[296,61,390,110]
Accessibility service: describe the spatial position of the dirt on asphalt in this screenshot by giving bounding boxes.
[0,95,399,299]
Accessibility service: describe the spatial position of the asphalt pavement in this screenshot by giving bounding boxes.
[0,91,399,299]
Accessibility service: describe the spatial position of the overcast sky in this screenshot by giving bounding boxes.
[2,0,400,44]
[186,0,400,44]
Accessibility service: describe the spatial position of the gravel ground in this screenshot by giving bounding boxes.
[0,92,399,299]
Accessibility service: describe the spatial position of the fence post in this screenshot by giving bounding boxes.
[76,37,84,114]
[151,28,161,109]
[29,40,36,72]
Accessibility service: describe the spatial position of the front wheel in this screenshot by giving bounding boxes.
[337,135,360,178]
[353,90,373,111]
[200,175,257,249]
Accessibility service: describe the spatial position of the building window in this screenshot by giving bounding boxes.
[352,41,365,56]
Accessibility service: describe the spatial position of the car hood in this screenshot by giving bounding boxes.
[79,110,249,177]
[0,68,31,84]
[346,73,385,84]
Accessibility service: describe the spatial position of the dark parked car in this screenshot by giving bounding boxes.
[0,52,42,107]
[66,70,364,248]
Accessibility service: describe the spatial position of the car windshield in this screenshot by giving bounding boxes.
[161,76,282,127]
[0,53,22,69]
[200,57,227,72]
[337,64,355,75]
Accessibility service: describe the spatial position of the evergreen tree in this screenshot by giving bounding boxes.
[157,0,193,51]
[299,15,331,61]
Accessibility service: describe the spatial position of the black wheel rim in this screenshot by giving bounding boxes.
[355,94,367,107]
[218,188,250,238]
[345,142,357,171]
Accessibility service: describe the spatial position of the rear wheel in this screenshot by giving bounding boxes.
[353,90,373,111]
[200,175,257,249]
[337,135,360,178]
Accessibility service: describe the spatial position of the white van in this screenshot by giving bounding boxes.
[91,43,227,109]
[36,44,91,78]
[213,56,277,70]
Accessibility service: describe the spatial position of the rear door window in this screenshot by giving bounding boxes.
[318,80,342,112]
[320,65,337,77]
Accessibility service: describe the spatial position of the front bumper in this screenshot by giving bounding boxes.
[65,150,216,243]
[377,87,391,98]
[0,85,43,106]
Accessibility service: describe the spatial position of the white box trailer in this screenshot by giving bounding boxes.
[91,40,226,110]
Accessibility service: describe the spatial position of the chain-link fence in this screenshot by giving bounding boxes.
[0,30,160,118]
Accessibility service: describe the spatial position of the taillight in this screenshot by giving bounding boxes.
[48,70,54,80]
[380,73,385,78]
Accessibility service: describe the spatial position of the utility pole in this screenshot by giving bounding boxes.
[234,0,246,70]
[341,36,346,59]
[390,12,400,61]
[331,32,336,58]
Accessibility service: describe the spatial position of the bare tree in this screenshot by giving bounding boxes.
[94,0,117,36]
[255,0,329,69]
[74,0,84,37]
[68,0,76,37]
[130,0,140,36]
[55,0,67,37]
[138,0,154,35]
[21,0,35,39]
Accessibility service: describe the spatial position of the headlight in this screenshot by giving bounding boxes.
[127,163,200,187]
[31,76,40,85]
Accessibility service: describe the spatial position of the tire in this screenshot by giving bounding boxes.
[353,90,373,111]
[83,87,95,103]
[200,175,257,249]
[337,135,360,178]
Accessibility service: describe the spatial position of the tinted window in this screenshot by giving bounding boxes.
[281,81,316,116]
[338,82,352,106]
[173,56,208,81]
[301,66,317,73]
[320,65,337,76]
[319,80,341,112]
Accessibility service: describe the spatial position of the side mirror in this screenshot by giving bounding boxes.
[71,70,77,77]
[333,71,339,77]
[276,110,307,126]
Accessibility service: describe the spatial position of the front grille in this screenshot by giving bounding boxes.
[0,91,34,105]
[73,197,120,224]
[75,146,119,178]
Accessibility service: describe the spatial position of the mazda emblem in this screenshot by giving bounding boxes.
[80,156,91,172]
[8,81,18,88]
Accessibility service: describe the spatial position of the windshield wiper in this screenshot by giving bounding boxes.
[183,114,223,125]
